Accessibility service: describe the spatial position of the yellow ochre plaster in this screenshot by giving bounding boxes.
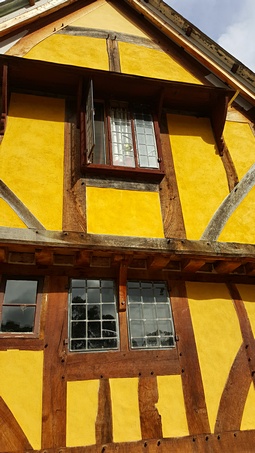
[241,382,255,431]
[219,186,255,244]
[156,375,189,437]
[25,35,109,70]
[186,282,242,432]
[72,1,148,38]
[0,93,64,231]
[119,42,202,84]
[0,350,43,449]
[168,114,229,240]
[224,121,255,180]
[86,186,164,237]
[0,198,26,228]
[110,377,141,443]
[67,380,99,447]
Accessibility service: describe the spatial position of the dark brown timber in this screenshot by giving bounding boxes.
[169,280,210,434]
[41,276,68,448]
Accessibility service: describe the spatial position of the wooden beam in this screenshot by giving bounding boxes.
[181,259,206,272]
[2,228,255,262]
[148,254,171,269]
[169,280,210,434]
[0,397,32,452]
[41,276,68,449]
[0,247,7,262]
[214,260,243,274]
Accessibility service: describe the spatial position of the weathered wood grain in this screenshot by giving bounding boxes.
[41,276,68,449]
[159,113,186,239]
[0,396,32,452]
[169,280,210,434]
[215,343,251,432]
[27,429,255,452]
[138,376,163,439]
[96,379,113,445]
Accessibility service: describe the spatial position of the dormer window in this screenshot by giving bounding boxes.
[80,81,164,181]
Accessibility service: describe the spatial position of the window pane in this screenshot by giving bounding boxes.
[69,279,119,352]
[4,280,37,305]
[1,306,35,332]
[134,111,159,169]
[127,281,175,350]
[110,107,135,167]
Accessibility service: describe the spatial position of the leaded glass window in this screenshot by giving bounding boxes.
[127,281,174,349]
[69,279,119,352]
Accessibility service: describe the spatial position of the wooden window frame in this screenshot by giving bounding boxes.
[0,276,43,338]
[68,275,175,354]
[80,81,165,182]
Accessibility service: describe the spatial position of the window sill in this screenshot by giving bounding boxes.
[82,164,165,183]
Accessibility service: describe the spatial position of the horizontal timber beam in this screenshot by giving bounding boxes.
[1,228,255,261]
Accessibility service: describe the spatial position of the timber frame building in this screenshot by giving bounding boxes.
[1,1,255,452]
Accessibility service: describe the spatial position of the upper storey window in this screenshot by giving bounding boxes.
[92,103,160,169]
[80,82,164,181]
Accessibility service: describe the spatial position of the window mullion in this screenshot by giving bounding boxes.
[106,104,113,166]
[130,111,139,169]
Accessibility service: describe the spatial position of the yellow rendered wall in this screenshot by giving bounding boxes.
[0,199,26,228]
[219,186,255,243]
[0,93,64,230]
[25,35,109,70]
[71,2,149,38]
[156,375,189,437]
[119,42,202,84]
[86,186,164,238]
[218,121,255,243]
[67,380,99,447]
[168,114,229,240]
[0,350,43,449]
[241,383,255,430]
[224,121,255,180]
[110,377,141,443]
[186,282,242,432]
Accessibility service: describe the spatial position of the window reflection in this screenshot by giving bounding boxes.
[69,279,119,352]
[0,279,39,334]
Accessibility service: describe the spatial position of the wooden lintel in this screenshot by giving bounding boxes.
[181,259,206,272]
[214,260,243,274]
[148,254,171,269]
[2,228,255,262]
[35,250,53,266]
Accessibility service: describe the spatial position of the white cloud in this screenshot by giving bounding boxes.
[217,0,255,71]
[165,0,255,71]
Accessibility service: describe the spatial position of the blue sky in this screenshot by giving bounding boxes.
[165,0,255,71]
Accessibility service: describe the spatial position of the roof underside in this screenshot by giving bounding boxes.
[0,0,254,107]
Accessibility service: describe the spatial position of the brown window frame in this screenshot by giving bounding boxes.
[0,276,43,338]
[80,81,165,182]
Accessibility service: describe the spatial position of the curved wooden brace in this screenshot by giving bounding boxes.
[215,343,251,433]
[0,396,32,452]
[0,179,45,230]
[201,163,255,241]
